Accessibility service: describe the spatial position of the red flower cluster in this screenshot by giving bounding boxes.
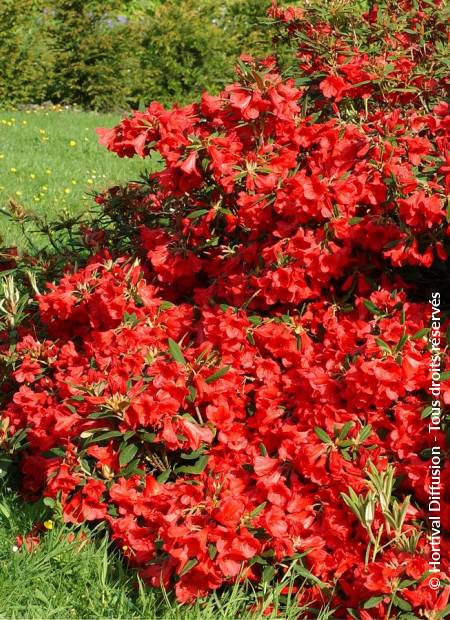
[97,71,449,308]
[3,256,450,612]
[269,0,449,109]
[2,1,449,616]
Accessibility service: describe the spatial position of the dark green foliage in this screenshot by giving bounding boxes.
[135,0,273,107]
[46,0,141,111]
[0,0,274,111]
[0,0,55,106]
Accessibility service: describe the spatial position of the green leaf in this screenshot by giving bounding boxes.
[156,469,171,483]
[90,430,123,444]
[180,447,205,461]
[175,455,209,475]
[395,331,408,351]
[119,444,138,467]
[88,411,116,420]
[363,596,385,609]
[208,544,217,560]
[375,337,391,354]
[339,421,354,440]
[314,426,333,444]
[141,432,156,443]
[440,371,450,381]
[42,446,66,458]
[123,312,138,326]
[262,566,276,582]
[186,385,197,403]
[421,406,433,419]
[158,301,175,312]
[249,502,267,518]
[167,338,187,365]
[205,366,231,384]
[187,209,209,219]
[348,216,364,225]
[359,424,372,442]
[411,328,429,340]
[0,502,11,520]
[294,564,328,589]
[179,558,198,576]
[392,595,412,612]
[121,458,143,478]
[364,300,383,315]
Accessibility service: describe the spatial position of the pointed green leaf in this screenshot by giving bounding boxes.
[363,596,385,609]
[363,300,382,315]
[175,455,209,475]
[411,328,429,340]
[156,469,171,483]
[179,558,198,576]
[375,338,391,354]
[314,426,333,444]
[187,209,209,219]
[119,443,138,467]
[168,338,187,365]
[339,421,354,440]
[205,366,231,384]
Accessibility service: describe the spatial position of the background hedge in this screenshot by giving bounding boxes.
[0,0,273,111]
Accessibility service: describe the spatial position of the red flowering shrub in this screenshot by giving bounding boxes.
[1,0,449,616]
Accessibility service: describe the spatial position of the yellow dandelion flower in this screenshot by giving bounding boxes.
[46,169,52,175]
[43,520,54,530]
[64,188,71,194]
[69,140,76,147]
[10,167,17,173]
[87,179,94,185]
[15,191,22,197]
[71,179,77,185]
[30,173,36,179]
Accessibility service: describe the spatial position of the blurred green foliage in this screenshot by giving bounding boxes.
[0,0,273,111]
[0,0,55,105]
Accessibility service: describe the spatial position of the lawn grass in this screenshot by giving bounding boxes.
[0,488,326,619]
[0,108,157,249]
